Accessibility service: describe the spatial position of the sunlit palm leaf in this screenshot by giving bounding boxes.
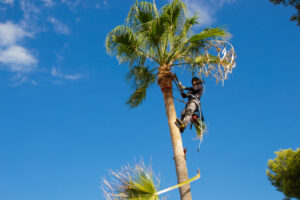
[102,162,159,200]
[189,27,227,42]
[127,1,158,30]
[126,66,156,107]
[106,25,142,66]
[102,162,201,200]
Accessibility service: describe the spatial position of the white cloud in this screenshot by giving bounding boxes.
[20,0,40,21]
[41,0,54,7]
[10,73,28,86]
[64,74,81,80]
[61,0,80,9]
[51,66,62,77]
[51,67,82,81]
[184,0,214,26]
[0,45,37,72]
[1,0,14,4]
[0,22,29,46]
[48,17,70,35]
[210,0,235,7]
[0,22,37,72]
[184,0,235,26]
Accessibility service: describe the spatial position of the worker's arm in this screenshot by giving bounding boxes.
[181,91,191,98]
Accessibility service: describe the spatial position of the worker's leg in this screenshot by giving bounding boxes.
[180,107,186,121]
[182,100,197,126]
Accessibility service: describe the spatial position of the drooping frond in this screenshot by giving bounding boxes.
[102,162,159,200]
[126,66,157,107]
[106,25,144,66]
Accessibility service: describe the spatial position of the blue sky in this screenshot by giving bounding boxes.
[0,0,300,200]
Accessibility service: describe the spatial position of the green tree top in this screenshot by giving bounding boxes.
[106,0,236,108]
[266,148,300,200]
[270,0,300,25]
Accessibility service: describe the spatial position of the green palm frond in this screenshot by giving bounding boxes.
[194,120,207,141]
[126,85,148,107]
[102,162,159,200]
[195,54,219,64]
[127,1,158,30]
[126,66,157,107]
[179,15,199,39]
[162,0,187,34]
[106,25,143,66]
[102,161,201,200]
[106,0,237,108]
[189,27,227,42]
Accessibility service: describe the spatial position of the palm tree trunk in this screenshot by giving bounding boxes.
[158,74,192,200]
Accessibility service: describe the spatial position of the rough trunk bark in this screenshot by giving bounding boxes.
[158,67,192,200]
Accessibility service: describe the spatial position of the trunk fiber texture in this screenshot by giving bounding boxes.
[158,66,192,200]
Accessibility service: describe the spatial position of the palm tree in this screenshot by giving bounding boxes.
[105,1,236,199]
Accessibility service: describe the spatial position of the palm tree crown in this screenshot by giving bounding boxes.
[106,0,236,107]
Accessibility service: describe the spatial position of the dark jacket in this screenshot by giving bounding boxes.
[181,83,203,101]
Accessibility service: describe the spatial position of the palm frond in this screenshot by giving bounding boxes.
[126,85,148,108]
[102,161,201,200]
[102,162,159,200]
[106,25,143,66]
[162,0,187,34]
[126,66,157,107]
[194,120,207,141]
[189,27,227,42]
[127,1,158,31]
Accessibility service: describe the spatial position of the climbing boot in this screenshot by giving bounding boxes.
[175,119,186,133]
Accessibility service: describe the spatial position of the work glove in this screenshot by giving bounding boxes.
[178,81,186,90]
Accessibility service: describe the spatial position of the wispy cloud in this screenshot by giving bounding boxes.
[41,0,54,7]
[20,0,40,21]
[10,73,28,86]
[1,0,87,86]
[0,45,37,71]
[31,80,38,86]
[183,0,236,26]
[0,22,37,72]
[51,67,82,81]
[61,0,80,9]
[103,0,108,7]
[1,0,14,5]
[64,74,82,80]
[0,22,31,46]
[48,17,70,35]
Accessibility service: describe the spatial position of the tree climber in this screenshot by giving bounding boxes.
[176,77,204,133]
